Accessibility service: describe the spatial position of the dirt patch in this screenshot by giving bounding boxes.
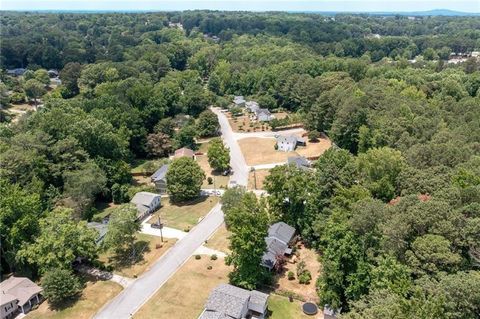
[273,243,321,303]
[296,138,332,159]
[134,257,232,319]
[248,169,271,190]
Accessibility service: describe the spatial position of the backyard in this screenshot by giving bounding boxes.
[26,277,122,319]
[98,233,177,278]
[227,111,271,133]
[147,196,219,231]
[274,243,321,303]
[134,256,232,319]
[268,294,320,319]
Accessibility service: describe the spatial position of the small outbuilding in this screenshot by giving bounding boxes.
[87,221,109,245]
[233,96,246,107]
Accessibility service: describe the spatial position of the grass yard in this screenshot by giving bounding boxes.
[147,196,219,231]
[134,256,232,319]
[91,202,119,222]
[205,223,231,254]
[239,136,332,166]
[196,141,230,189]
[131,158,169,175]
[268,295,318,319]
[248,169,270,190]
[274,244,321,303]
[99,233,176,278]
[26,279,122,319]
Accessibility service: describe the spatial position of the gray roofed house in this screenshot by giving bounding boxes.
[199,284,269,319]
[150,164,169,193]
[255,108,273,122]
[87,222,109,245]
[6,68,26,77]
[261,222,296,270]
[130,191,161,220]
[287,156,311,170]
[233,96,246,107]
[0,277,43,316]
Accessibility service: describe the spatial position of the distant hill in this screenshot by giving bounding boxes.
[308,9,480,16]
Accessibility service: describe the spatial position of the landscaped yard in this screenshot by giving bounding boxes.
[268,294,318,319]
[227,111,272,133]
[99,233,176,278]
[147,196,219,231]
[134,256,232,319]
[196,141,230,189]
[274,243,321,303]
[238,135,331,166]
[248,169,270,190]
[205,223,231,254]
[26,278,122,319]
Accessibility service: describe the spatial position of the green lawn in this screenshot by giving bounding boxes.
[268,295,315,319]
[147,196,219,231]
[131,158,169,175]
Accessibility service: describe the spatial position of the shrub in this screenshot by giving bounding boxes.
[207,265,213,270]
[298,270,312,284]
[195,255,201,260]
[296,261,306,276]
[211,254,218,260]
[207,177,213,185]
[287,271,295,280]
[308,130,321,141]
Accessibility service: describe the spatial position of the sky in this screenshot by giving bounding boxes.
[1,0,479,13]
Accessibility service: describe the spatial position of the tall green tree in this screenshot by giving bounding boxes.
[166,157,205,202]
[207,138,230,171]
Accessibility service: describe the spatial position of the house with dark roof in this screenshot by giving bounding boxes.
[0,277,43,317]
[150,164,169,193]
[261,222,296,270]
[6,68,26,77]
[276,135,306,152]
[130,191,161,220]
[174,147,195,160]
[287,156,311,170]
[199,284,269,319]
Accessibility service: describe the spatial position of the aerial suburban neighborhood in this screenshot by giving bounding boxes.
[1,3,480,319]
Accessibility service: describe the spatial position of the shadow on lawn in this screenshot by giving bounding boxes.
[106,240,151,270]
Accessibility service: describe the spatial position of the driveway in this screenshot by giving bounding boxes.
[94,204,224,319]
[212,107,250,187]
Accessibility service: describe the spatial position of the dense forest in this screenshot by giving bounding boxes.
[1,11,480,318]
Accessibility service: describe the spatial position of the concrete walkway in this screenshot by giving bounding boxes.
[194,246,227,258]
[94,203,224,319]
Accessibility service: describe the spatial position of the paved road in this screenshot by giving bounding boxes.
[212,108,250,186]
[94,204,224,319]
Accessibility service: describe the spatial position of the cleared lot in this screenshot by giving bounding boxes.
[238,136,331,166]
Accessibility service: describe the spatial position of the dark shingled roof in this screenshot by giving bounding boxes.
[151,164,169,182]
[268,222,295,245]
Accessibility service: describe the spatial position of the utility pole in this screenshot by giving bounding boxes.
[158,215,163,242]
